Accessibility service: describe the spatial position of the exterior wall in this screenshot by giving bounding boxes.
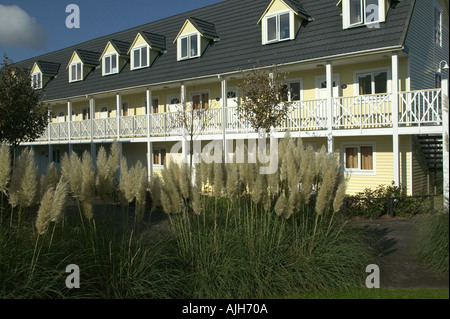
[103,43,118,56]
[334,135,410,195]
[405,0,449,90]
[411,136,430,194]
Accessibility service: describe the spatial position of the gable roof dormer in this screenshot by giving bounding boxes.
[338,0,397,29]
[99,40,131,76]
[30,61,60,89]
[128,31,167,70]
[258,0,312,45]
[66,49,101,82]
[173,17,219,61]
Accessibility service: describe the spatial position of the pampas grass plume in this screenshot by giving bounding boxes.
[36,187,54,235]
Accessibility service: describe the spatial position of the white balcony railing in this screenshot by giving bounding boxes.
[38,89,444,142]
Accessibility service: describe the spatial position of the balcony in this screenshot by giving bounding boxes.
[38,89,444,143]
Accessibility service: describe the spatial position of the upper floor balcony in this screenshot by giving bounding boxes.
[34,88,444,144]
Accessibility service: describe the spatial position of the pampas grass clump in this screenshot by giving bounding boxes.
[9,149,39,216]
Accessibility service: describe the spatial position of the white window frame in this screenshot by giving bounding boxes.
[353,67,391,96]
[344,0,385,29]
[263,10,293,44]
[69,62,83,83]
[152,147,167,168]
[434,3,442,47]
[178,32,200,60]
[103,53,118,76]
[31,72,42,89]
[342,142,376,175]
[131,45,149,70]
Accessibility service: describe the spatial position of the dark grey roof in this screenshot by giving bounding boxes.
[141,31,166,51]
[188,17,219,39]
[36,61,60,76]
[16,0,415,102]
[109,39,131,56]
[283,0,312,19]
[75,49,101,66]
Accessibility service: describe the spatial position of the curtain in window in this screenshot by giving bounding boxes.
[361,146,373,170]
[201,93,209,109]
[192,95,201,110]
[153,150,160,165]
[346,147,358,169]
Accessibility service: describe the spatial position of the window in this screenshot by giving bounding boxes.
[103,53,118,75]
[179,34,199,59]
[32,72,42,89]
[53,150,61,164]
[434,6,442,46]
[153,148,167,167]
[152,98,160,113]
[265,12,291,44]
[82,107,89,120]
[70,62,82,82]
[344,145,374,172]
[281,81,302,102]
[132,46,148,69]
[345,0,383,28]
[357,71,388,95]
[122,102,129,117]
[192,93,209,110]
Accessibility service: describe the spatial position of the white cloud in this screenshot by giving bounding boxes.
[0,4,48,49]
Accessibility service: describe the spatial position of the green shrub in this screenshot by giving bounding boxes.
[346,183,433,219]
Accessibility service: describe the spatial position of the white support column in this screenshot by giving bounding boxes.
[146,88,153,180]
[48,144,53,164]
[221,78,228,162]
[442,77,449,207]
[180,82,189,164]
[326,61,334,153]
[67,100,73,155]
[116,93,121,140]
[392,52,400,187]
[89,97,96,161]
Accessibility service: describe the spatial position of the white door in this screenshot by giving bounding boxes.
[99,105,108,119]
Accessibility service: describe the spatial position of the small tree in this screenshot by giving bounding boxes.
[238,66,292,134]
[0,54,49,147]
[175,98,214,171]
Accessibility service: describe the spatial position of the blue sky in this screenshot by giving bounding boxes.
[0,0,224,63]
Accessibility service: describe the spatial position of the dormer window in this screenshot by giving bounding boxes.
[132,46,148,69]
[180,33,199,59]
[343,0,386,29]
[265,12,291,43]
[258,0,311,45]
[174,17,219,61]
[31,72,42,89]
[70,62,82,82]
[103,53,118,76]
